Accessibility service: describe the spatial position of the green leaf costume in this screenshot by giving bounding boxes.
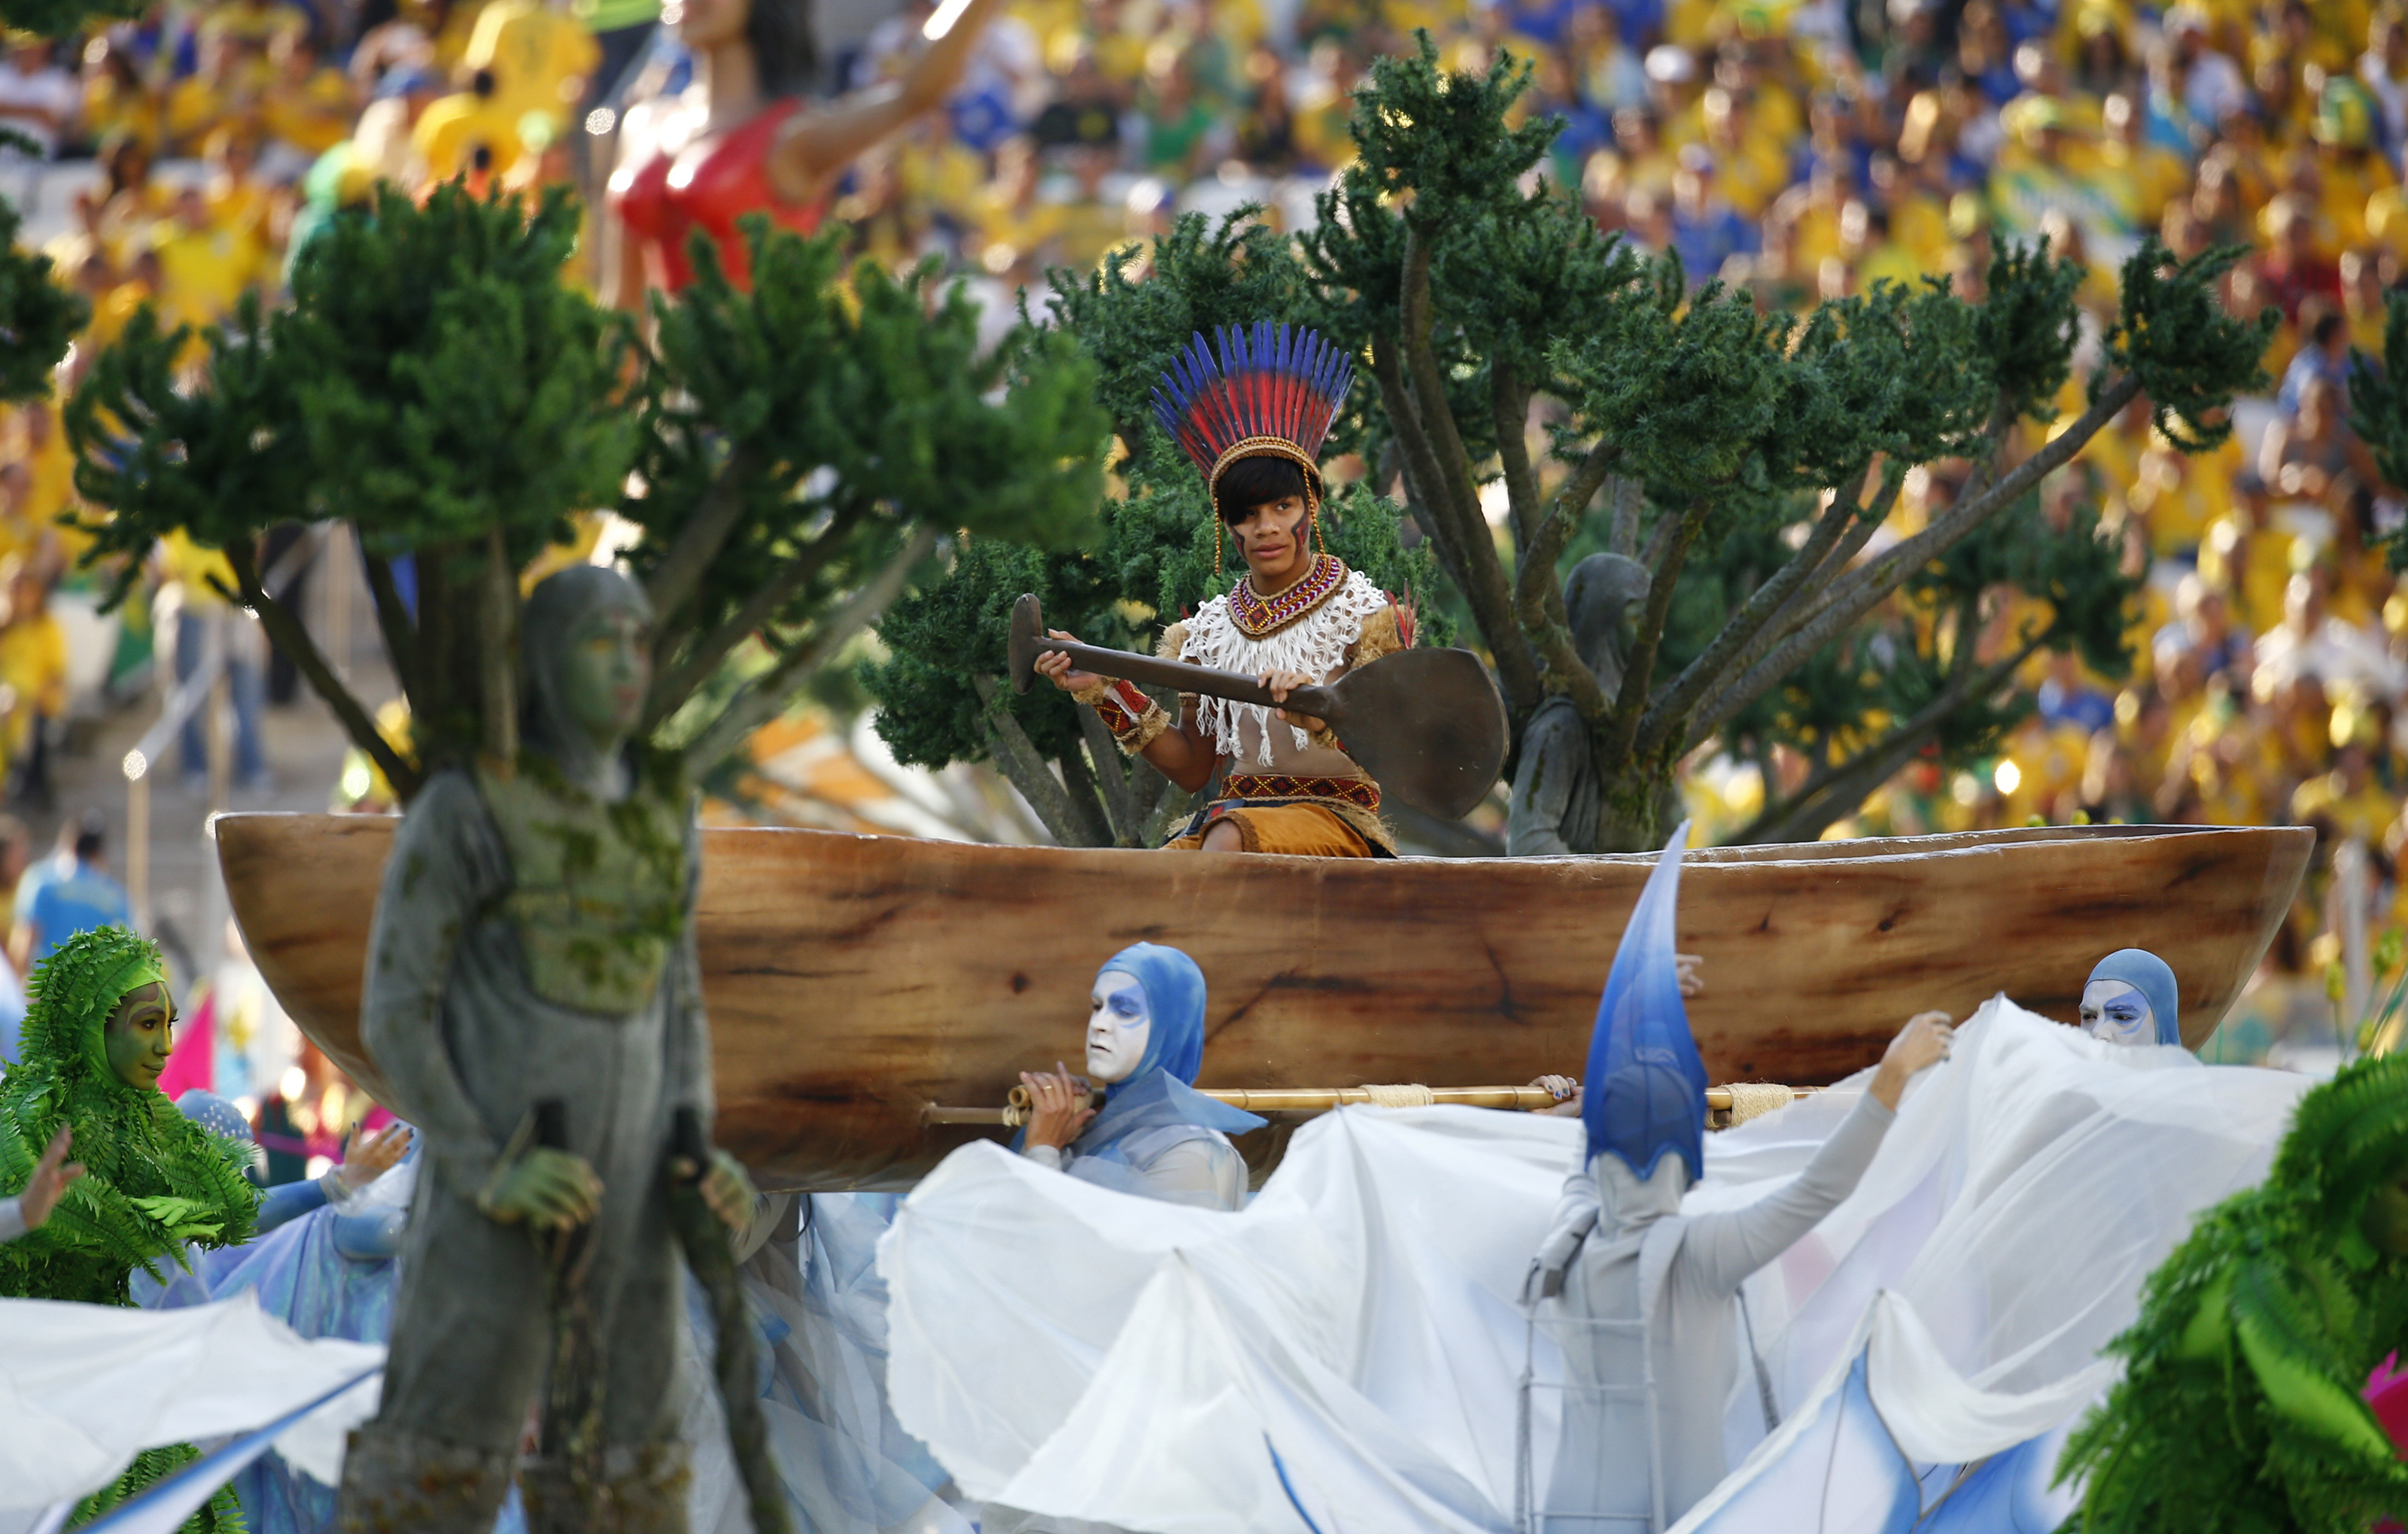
[0,925,258,1531]
[2057,1054,2408,1533]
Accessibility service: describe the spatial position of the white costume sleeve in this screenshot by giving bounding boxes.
[1132,1138,1248,1211]
[1674,1092,1895,1299]
[0,1195,23,1242]
[1020,1145,1063,1171]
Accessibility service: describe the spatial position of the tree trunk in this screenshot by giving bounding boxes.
[1592,757,1686,854]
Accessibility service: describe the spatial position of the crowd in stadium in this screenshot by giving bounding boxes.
[1,0,2406,1054]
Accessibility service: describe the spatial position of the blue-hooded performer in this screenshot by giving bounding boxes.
[2078,948,2185,1048]
[1014,943,1266,1210]
[1528,823,1954,1531]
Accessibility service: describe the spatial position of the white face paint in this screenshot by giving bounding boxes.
[2079,978,2154,1045]
[1086,971,1152,1084]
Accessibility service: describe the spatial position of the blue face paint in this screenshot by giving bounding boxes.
[1087,972,1154,1085]
[2081,949,2183,1048]
[1089,943,1208,1089]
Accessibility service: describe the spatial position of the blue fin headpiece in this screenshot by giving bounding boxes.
[1581,821,1708,1180]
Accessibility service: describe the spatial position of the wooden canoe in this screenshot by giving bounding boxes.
[216,816,2311,1190]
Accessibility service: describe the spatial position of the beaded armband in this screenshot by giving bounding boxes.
[1075,678,1169,755]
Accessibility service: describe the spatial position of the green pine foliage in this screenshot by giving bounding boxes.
[2056,1055,2408,1533]
[0,177,86,405]
[0,0,144,35]
[0,928,258,1307]
[2346,288,2408,573]
[64,187,1110,797]
[628,218,1106,765]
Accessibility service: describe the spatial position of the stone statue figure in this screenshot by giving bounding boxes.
[335,564,753,1534]
[1507,552,1650,857]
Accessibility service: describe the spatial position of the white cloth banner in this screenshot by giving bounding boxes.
[884,1103,1566,1531]
[883,1001,2312,1534]
[0,1290,385,1512]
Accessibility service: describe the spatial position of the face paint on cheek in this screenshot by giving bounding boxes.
[1085,974,1152,1084]
[2081,981,2152,1044]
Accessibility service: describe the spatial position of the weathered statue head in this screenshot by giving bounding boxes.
[21,926,173,1096]
[1085,943,1207,1093]
[521,565,654,788]
[1563,554,1650,684]
[2081,949,2181,1047]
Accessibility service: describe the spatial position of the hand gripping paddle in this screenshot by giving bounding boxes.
[1008,592,1509,822]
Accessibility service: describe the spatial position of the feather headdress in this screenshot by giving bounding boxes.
[1151,324,1354,499]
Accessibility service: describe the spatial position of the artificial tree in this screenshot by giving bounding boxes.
[66,185,1108,794]
[923,35,2264,854]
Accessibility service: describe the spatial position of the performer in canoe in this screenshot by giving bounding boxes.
[1014,942,1264,1210]
[1034,324,1414,857]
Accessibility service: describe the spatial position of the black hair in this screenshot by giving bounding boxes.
[72,810,105,863]
[1212,453,1316,525]
[470,67,496,98]
[749,0,822,99]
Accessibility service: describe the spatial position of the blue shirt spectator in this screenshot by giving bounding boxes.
[15,813,132,976]
[2038,673,2117,736]
[1670,147,1756,285]
[2277,308,2353,418]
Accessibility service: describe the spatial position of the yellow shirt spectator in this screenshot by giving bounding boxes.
[81,68,163,153]
[160,530,239,611]
[464,0,598,133]
[262,52,359,156]
[12,406,74,546]
[0,602,67,724]
[2291,763,2394,844]
[150,193,266,330]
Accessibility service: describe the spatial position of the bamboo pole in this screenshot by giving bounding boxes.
[922,1083,1814,1129]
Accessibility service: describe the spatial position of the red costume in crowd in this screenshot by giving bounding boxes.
[610,97,825,292]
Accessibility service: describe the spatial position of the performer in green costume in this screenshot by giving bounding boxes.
[334,565,752,1534]
[0,924,260,1531]
[2057,1053,2408,1532]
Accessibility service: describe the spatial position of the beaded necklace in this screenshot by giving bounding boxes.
[1228,552,1347,639]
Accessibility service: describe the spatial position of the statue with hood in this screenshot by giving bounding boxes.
[1507,553,1649,858]
[1528,823,1951,1531]
[1014,943,1266,1211]
[0,924,259,1530]
[335,565,754,1534]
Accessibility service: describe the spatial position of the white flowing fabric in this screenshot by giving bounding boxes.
[883,1000,2312,1534]
[884,1104,1568,1532]
[0,1290,384,1516]
[1672,998,2312,1533]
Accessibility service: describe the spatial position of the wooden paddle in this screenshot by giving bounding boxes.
[1008,592,1508,821]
